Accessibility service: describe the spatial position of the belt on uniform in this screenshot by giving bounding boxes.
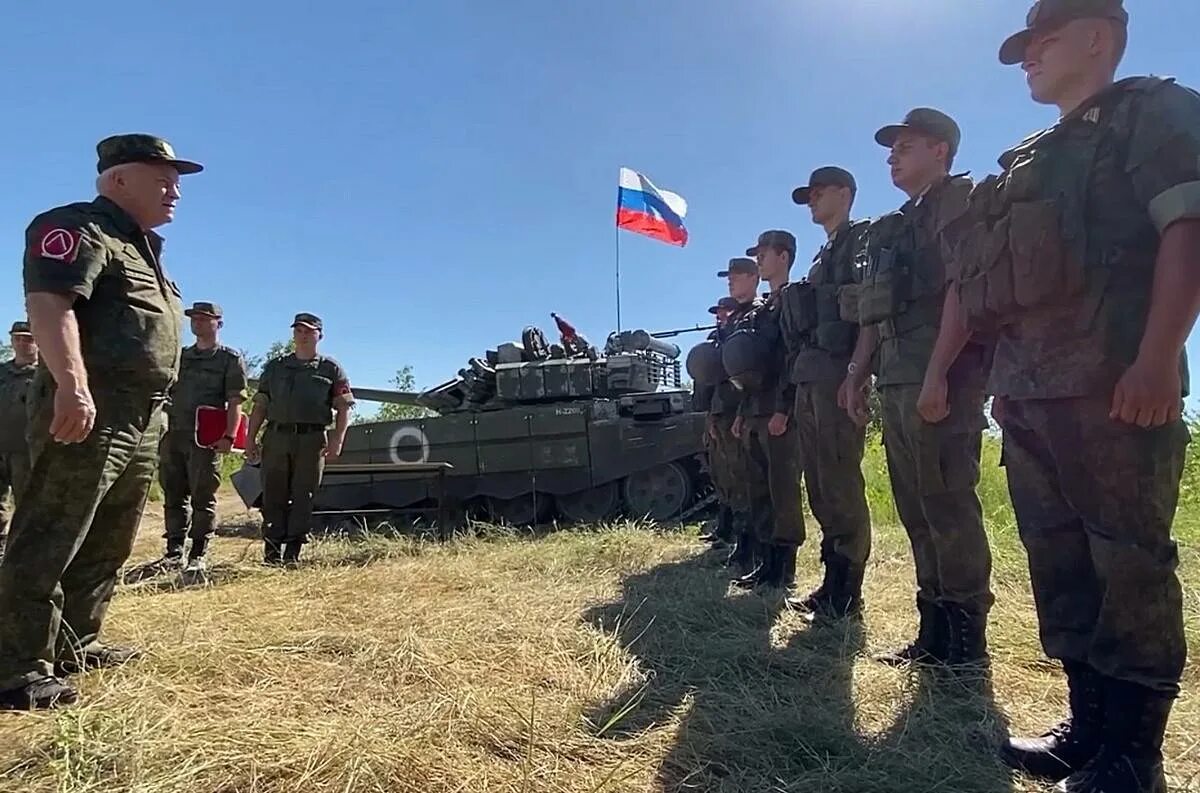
[268,422,327,434]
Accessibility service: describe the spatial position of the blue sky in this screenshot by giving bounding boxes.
[2,1,1198,402]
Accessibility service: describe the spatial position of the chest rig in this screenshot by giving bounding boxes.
[951,77,1168,332]
[779,220,868,358]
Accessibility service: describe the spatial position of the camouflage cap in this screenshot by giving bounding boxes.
[792,166,857,205]
[745,230,797,257]
[874,108,961,159]
[96,133,204,175]
[1000,0,1128,65]
[9,321,32,337]
[717,257,759,277]
[707,296,740,315]
[292,312,323,331]
[184,301,223,318]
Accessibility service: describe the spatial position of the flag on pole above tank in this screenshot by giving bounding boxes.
[616,167,688,247]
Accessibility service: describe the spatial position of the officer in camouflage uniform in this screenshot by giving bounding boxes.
[729,232,804,590]
[779,168,873,619]
[698,296,744,549]
[842,110,994,668]
[0,134,196,709]
[246,313,354,567]
[156,302,247,576]
[0,322,38,558]
[959,3,1200,790]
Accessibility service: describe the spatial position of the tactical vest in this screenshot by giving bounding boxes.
[952,77,1168,333]
[779,220,867,382]
[859,176,973,386]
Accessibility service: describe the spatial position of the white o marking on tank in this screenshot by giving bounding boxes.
[389,426,430,464]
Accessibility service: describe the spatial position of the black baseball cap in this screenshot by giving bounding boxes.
[717,257,758,277]
[874,108,961,159]
[792,166,857,205]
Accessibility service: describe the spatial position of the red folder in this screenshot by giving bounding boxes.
[195,406,249,451]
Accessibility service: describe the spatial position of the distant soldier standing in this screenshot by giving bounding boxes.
[963,2,1200,790]
[245,313,354,567]
[0,134,196,709]
[729,232,804,589]
[698,295,744,548]
[780,168,873,619]
[156,302,247,575]
[0,322,39,556]
[842,110,994,668]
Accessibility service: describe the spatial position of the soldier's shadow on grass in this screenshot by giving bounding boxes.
[582,553,1016,793]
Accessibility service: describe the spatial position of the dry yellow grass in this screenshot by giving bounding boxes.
[0,489,1195,793]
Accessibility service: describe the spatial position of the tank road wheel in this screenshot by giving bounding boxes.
[557,482,621,525]
[622,462,693,522]
[488,493,555,527]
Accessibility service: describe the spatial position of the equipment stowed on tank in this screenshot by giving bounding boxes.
[234,314,719,530]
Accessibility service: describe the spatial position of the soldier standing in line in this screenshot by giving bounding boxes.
[840,110,994,669]
[779,168,873,619]
[0,134,196,709]
[0,322,39,558]
[962,2,1200,789]
[728,232,804,590]
[698,295,744,549]
[245,313,354,567]
[155,302,247,576]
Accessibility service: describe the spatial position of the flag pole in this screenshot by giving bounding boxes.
[615,220,622,332]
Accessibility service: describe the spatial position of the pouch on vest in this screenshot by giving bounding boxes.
[780,281,817,339]
[858,265,904,326]
[955,214,1015,332]
[839,284,861,323]
[1008,200,1084,309]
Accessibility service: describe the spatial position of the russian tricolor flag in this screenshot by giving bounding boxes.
[616,167,688,247]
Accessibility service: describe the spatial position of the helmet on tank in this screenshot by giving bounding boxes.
[720,329,768,391]
[686,340,725,385]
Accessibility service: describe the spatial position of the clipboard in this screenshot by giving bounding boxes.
[195,406,249,451]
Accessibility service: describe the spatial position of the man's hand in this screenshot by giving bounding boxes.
[324,440,343,460]
[840,376,870,428]
[706,414,719,441]
[1110,356,1183,428]
[245,440,261,464]
[767,412,789,437]
[731,416,745,440]
[917,373,950,424]
[50,381,96,443]
[213,437,233,454]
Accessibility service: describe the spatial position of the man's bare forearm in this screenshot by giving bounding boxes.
[332,405,350,446]
[848,325,878,386]
[225,398,244,438]
[26,292,87,389]
[246,402,268,445]
[925,289,972,380]
[1137,220,1200,367]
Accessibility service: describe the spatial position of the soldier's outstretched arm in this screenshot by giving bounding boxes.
[1111,219,1200,427]
[26,292,94,444]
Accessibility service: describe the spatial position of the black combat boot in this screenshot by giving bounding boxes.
[725,530,758,574]
[263,539,283,566]
[0,676,78,710]
[788,554,864,619]
[1000,661,1104,781]
[161,537,186,567]
[775,543,798,590]
[1055,679,1172,793]
[943,602,990,670]
[282,542,303,568]
[733,542,777,589]
[699,506,734,546]
[876,597,947,666]
[57,644,142,676]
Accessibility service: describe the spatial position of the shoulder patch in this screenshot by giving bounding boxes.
[34,227,82,263]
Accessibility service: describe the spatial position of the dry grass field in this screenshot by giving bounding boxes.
[0,482,1195,793]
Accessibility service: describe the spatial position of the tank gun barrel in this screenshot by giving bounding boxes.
[247,379,424,405]
[648,324,718,339]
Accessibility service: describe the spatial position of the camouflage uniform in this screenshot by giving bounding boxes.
[0,350,37,549]
[159,309,247,563]
[960,9,1200,781]
[780,216,873,595]
[860,111,994,663]
[255,334,353,554]
[0,142,192,699]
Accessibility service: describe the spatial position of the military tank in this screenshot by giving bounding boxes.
[236,315,716,529]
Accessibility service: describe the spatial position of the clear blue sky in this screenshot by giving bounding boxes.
[2,1,1198,402]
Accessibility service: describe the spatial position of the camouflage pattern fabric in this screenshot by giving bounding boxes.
[705,413,765,515]
[158,431,221,546]
[0,383,165,688]
[999,397,1187,695]
[261,428,327,545]
[741,415,805,546]
[0,451,31,545]
[793,379,871,565]
[879,384,993,612]
[0,360,36,542]
[164,345,247,434]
